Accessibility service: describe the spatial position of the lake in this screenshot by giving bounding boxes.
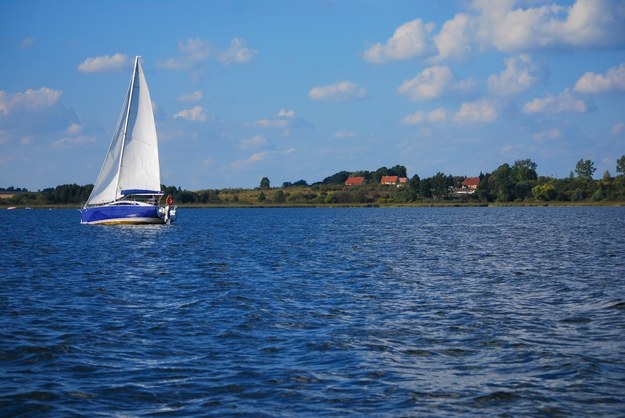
[1,207,624,416]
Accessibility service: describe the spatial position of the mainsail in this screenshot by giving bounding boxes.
[86,56,161,205]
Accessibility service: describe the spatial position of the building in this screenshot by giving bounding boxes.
[380,175,399,185]
[344,176,366,186]
[462,177,480,189]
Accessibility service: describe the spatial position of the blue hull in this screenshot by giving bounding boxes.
[81,205,163,225]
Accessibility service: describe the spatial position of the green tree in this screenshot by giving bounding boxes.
[321,171,350,184]
[488,163,514,201]
[371,167,389,184]
[616,155,625,176]
[575,159,596,179]
[389,165,407,178]
[532,183,556,201]
[511,159,538,182]
[260,177,270,189]
[272,190,286,203]
[258,191,267,202]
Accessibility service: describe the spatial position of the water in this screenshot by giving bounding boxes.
[1,207,624,416]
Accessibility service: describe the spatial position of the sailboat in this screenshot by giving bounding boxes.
[81,56,177,225]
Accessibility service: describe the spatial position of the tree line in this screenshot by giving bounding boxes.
[2,156,625,206]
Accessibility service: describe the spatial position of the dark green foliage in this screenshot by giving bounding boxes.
[575,159,596,179]
[320,171,351,185]
[4,157,625,207]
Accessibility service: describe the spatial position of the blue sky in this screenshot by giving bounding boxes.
[2,0,625,190]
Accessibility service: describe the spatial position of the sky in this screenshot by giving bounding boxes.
[1,0,625,191]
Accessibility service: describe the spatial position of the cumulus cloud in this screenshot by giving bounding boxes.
[523,90,588,114]
[488,54,545,96]
[398,66,453,100]
[433,13,479,62]
[277,109,295,118]
[174,106,209,122]
[454,98,499,123]
[0,87,62,115]
[78,54,131,73]
[231,151,268,169]
[240,134,267,149]
[219,38,258,64]
[398,66,474,101]
[574,63,625,94]
[476,0,625,52]
[51,123,96,149]
[366,0,625,64]
[255,109,296,128]
[363,19,435,63]
[401,107,447,125]
[612,123,625,135]
[160,37,257,69]
[0,87,82,147]
[308,81,366,101]
[159,38,212,70]
[533,128,562,141]
[178,91,203,103]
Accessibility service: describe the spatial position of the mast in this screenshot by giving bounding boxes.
[114,56,141,199]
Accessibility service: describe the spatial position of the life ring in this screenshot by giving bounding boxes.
[165,195,174,206]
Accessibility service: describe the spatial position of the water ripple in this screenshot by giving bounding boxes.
[1,207,624,416]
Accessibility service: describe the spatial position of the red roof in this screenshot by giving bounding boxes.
[345,176,366,186]
[462,177,480,187]
[381,175,399,184]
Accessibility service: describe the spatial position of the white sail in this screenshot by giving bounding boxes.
[86,57,161,205]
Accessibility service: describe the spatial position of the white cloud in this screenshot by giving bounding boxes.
[277,109,295,118]
[159,38,212,70]
[308,81,366,101]
[240,134,267,149]
[174,106,208,122]
[398,66,475,101]
[0,87,62,115]
[523,90,588,114]
[178,91,203,103]
[255,118,289,128]
[255,110,296,128]
[533,128,562,141]
[363,19,435,63]
[574,63,625,94]
[51,134,95,149]
[401,107,447,124]
[433,13,478,62]
[454,98,499,123]
[488,54,545,96]
[51,124,96,149]
[476,0,625,52]
[398,66,452,100]
[78,54,130,73]
[219,38,258,64]
[0,86,78,140]
[612,123,625,135]
[370,0,625,64]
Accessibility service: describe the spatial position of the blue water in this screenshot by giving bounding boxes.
[1,207,625,416]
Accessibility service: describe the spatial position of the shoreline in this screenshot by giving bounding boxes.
[3,201,624,210]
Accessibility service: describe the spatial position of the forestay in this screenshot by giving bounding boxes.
[86,57,161,206]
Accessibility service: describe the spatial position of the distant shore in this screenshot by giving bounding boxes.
[3,201,624,210]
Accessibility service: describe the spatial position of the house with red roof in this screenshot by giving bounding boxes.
[462,177,480,189]
[380,175,399,185]
[344,176,366,186]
